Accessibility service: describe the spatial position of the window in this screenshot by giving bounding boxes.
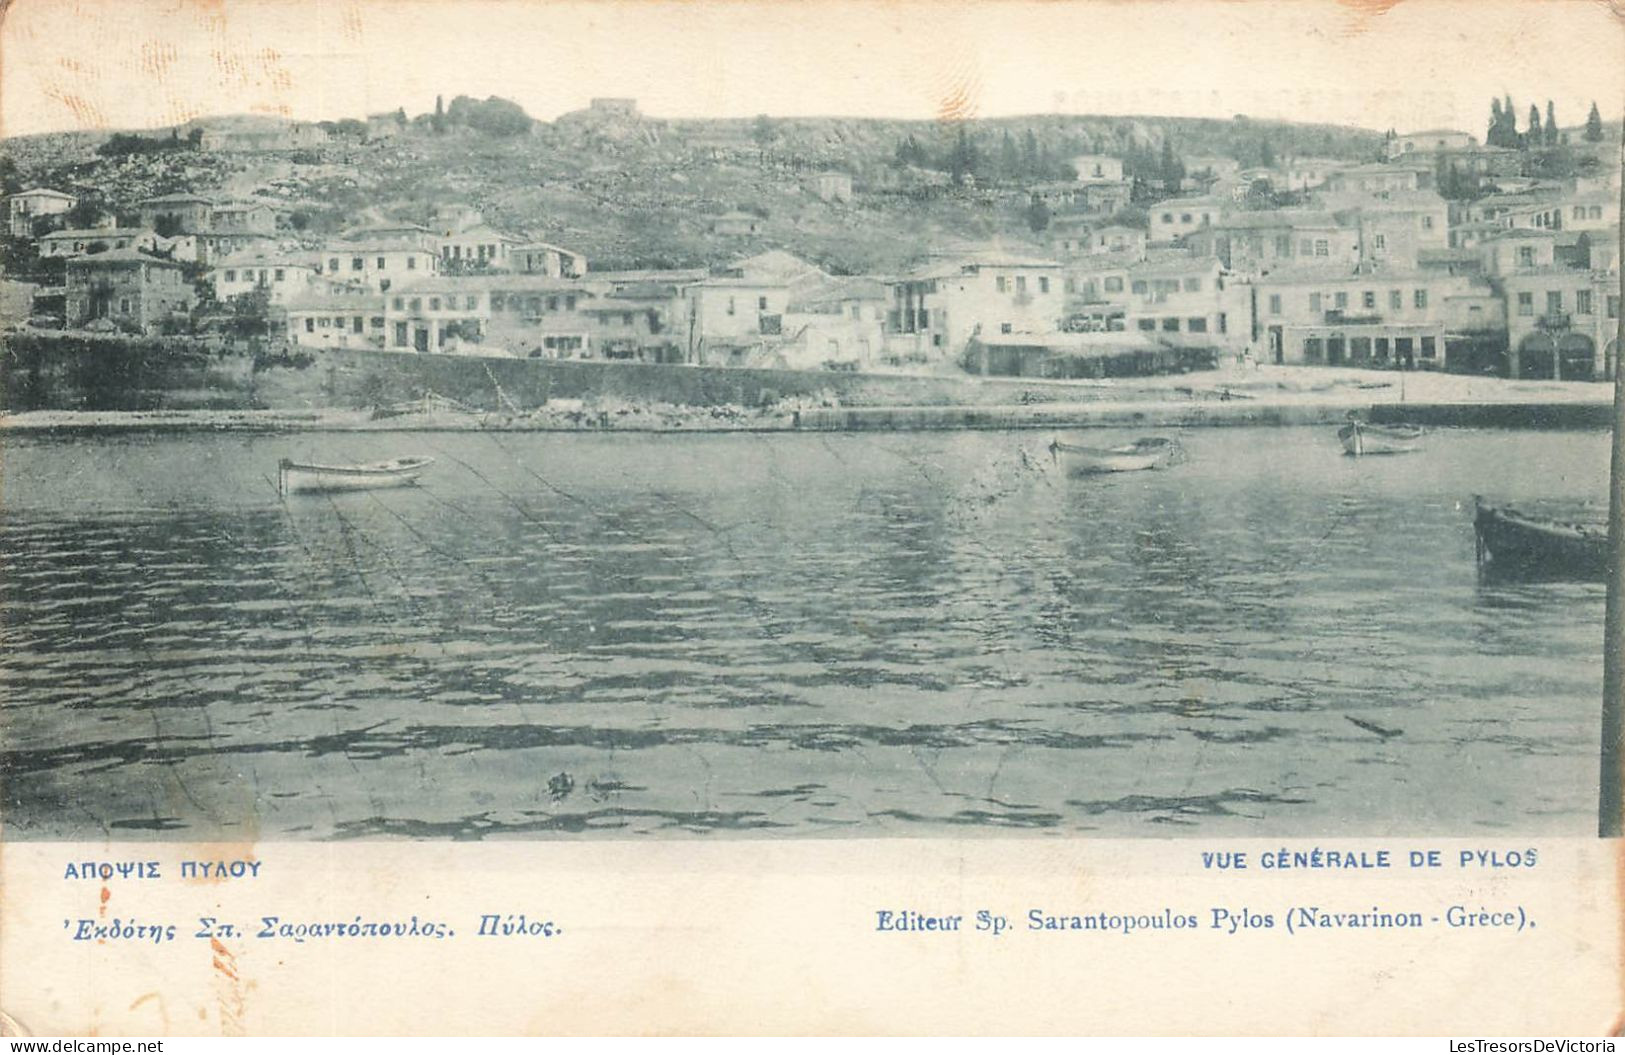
[1363,291,1376,310]
[1301,239,1314,255]
[1421,215,1434,230]
[319,317,330,328]
[379,279,390,293]
[996,276,1007,292]
[393,297,404,310]
[527,297,541,313]
[1314,240,1329,257]
[224,270,236,282]
[370,317,384,329]
[274,269,285,281]
[410,298,421,311]
[727,297,736,316]
[351,257,363,271]
[1610,296,1621,319]
[465,295,477,310]
[1161,213,1173,223]
[622,312,634,326]
[1039,277,1050,294]
[1420,336,1436,359]
[1591,206,1603,220]
[1574,206,1585,220]
[1161,317,1180,332]
[1104,277,1123,293]
[1137,318,1156,331]
[1274,235,1291,256]
[1517,292,1534,316]
[305,318,314,332]
[1304,337,1324,361]
[352,317,364,334]
[565,296,577,310]
[1374,234,1386,249]
[1180,213,1192,223]
[999,322,1012,334]
[1268,294,1282,315]
[1335,292,1349,309]
[1414,290,1428,309]
[758,296,768,310]
[1187,317,1207,333]
[1131,280,1149,294]
[1577,290,1593,315]
[394,322,407,346]
[1547,291,1563,314]
[1015,276,1028,293]
[429,297,441,310]
[407,257,417,270]
[1310,293,1322,313]
[1517,246,1535,267]
[1387,290,1401,311]
[328,257,339,272]
[547,297,559,311]
[1184,277,1201,292]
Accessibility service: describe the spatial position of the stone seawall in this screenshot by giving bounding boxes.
[251,347,1216,411]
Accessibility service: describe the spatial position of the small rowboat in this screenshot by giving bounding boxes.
[278,456,434,496]
[1338,421,1424,457]
[1050,436,1180,475]
[1473,498,1608,580]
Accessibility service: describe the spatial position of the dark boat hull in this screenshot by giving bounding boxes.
[1474,503,1608,580]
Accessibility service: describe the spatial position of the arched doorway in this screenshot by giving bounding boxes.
[1517,333,1556,379]
[1557,334,1596,381]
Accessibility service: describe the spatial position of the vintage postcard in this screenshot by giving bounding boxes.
[1,0,1623,1036]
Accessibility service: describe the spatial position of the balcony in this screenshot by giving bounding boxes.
[1536,312,1570,331]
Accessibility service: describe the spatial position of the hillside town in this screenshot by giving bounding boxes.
[2,98,1621,385]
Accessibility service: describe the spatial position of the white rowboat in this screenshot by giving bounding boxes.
[1050,436,1180,475]
[1338,422,1424,457]
[278,457,434,496]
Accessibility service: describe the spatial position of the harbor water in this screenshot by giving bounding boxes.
[0,425,1610,839]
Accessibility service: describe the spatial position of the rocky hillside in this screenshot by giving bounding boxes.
[1,108,1385,274]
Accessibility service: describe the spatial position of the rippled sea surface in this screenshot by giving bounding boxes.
[0,426,1610,839]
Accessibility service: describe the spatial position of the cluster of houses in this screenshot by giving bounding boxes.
[6,124,1621,380]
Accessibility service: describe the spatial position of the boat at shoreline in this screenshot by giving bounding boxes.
[277,456,435,496]
[1473,498,1608,580]
[1338,421,1425,456]
[1050,436,1181,475]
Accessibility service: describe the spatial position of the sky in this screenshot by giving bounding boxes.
[1,0,1622,138]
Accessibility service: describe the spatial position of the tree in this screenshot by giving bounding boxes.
[998,131,1020,181]
[63,199,104,229]
[1526,104,1541,148]
[1489,97,1502,145]
[1545,101,1558,147]
[1586,101,1604,142]
[431,94,446,134]
[750,114,777,149]
[0,155,18,197]
[1258,136,1274,168]
[1159,138,1185,189]
[947,126,979,186]
[1021,129,1040,177]
[1024,198,1051,234]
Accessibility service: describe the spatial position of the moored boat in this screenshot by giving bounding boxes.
[1050,436,1180,475]
[278,456,435,496]
[1472,498,1608,580]
[1338,421,1424,456]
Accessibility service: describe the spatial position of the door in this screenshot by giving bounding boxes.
[414,326,429,353]
[1268,326,1283,364]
